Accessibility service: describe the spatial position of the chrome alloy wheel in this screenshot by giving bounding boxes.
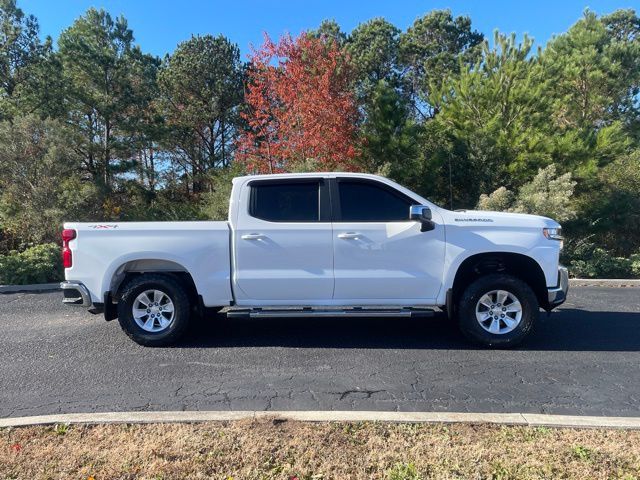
[132,289,175,333]
[475,290,523,335]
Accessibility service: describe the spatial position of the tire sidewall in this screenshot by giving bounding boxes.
[458,274,538,347]
[117,275,189,346]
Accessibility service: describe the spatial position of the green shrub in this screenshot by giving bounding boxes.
[0,243,63,285]
[563,239,639,278]
[632,254,640,277]
[477,165,577,222]
[200,163,246,221]
[569,248,633,278]
[0,116,102,251]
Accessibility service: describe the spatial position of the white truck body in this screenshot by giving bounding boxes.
[61,172,568,346]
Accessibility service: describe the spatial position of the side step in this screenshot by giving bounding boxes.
[226,307,436,320]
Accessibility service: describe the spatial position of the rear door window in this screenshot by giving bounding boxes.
[249,181,320,222]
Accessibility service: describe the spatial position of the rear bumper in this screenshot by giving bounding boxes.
[547,265,569,308]
[60,281,91,307]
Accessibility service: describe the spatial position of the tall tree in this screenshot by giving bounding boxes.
[159,34,244,193]
[359,80,420,177]
[58,8,158,191]
[0,0,46,119]
[399,9,483,118]
[127,49,163,192]
[538,10,639,187]
[601,9,640,137]
[237,33,360,173]
[428,32,551,206]
[347,18,401,98]
[15,42,67,119]
[309,19,347,47]
[0,116,99,249]
[542,10,640,132]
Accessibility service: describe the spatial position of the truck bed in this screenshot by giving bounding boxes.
[63,221,232,307]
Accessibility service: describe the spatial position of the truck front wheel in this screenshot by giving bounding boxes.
[457,273,538,348]
[117,274,191,347]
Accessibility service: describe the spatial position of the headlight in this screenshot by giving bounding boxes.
[543,227,563,240]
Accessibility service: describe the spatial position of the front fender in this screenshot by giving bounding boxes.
[437,224,560,305]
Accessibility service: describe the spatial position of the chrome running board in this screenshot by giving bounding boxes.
[226,306,436,320]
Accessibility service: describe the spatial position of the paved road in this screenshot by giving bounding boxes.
[0,287,639,418]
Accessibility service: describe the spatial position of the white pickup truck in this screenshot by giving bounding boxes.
[61,172,568,347]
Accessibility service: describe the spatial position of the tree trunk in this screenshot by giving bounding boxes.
[104,120,111,189]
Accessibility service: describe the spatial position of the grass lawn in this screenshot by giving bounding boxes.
[1,419,639,479]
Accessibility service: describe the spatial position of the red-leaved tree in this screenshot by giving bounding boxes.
[237,33,360,173]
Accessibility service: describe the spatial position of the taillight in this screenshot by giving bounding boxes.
[62,229,76,268]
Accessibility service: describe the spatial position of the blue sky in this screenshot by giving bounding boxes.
[23,0,637,59]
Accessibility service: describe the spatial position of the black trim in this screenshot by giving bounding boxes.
[88,303,104,315]
[197,294,205,317]
[329,177,340,222]
[330,177,415,223]
[197,294,223,317]
[543,266,569,311]
[247,177,330,223]
[547,290,567,308]
[319,179,331,223]
[445,288,454,320]
[103,292,117,321]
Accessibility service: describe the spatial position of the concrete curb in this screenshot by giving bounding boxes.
[2,411,640,429]
[0,279,639,295]
[569,278,640,287]
[0,283,60,294]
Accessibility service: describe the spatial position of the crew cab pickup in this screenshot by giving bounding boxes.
[61,172,568,347]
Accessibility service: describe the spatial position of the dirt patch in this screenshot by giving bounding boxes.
[1,419,639,479]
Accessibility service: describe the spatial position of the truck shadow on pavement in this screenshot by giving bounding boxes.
[179,307,640,352]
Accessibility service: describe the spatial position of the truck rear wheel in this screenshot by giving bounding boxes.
[117,274,191,347]
[457,273,538,348]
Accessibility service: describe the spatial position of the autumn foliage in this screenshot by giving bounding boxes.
[237,33,360,173]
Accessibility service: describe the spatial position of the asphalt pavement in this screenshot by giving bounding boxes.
[0,287,639,418]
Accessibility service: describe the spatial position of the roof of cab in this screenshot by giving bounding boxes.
[232,172,386,183]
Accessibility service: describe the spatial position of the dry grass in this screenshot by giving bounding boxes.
[1,419,640,479]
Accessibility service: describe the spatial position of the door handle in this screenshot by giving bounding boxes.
[241,233,266,240]
[337,232,360,239]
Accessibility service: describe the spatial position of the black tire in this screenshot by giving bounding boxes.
[117,273,191,347]
[457,273,538,348]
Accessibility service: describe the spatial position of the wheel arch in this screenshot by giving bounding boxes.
[106,257,198,303]
[449,252,549,311]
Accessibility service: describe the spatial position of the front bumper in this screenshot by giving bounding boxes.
[547,265,569,308]
[60,281,91,307]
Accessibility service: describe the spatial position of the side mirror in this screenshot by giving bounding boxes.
[410,205,436,232]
